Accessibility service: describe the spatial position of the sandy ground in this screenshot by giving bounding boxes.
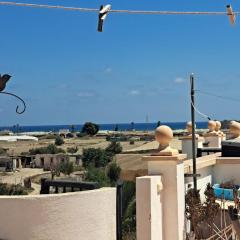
[0,136,182,194]
[0,137,153,155]
[0,168,45,185]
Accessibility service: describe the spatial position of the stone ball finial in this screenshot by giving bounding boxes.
[186,121,192,133]
[208,120,217,132]
[215,121,221,131]
[154,125,178,156]
[230,121,240,138]
[155,125,173,145]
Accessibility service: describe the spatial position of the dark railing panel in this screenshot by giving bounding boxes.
[40,178,99,194]
[197,147,221,157]
[116,180,123,240]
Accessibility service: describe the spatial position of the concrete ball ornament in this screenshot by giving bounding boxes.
[230,121,240,138]
[215,121,221,131]
[208,120,217,132]
[155,125,173,145]
[154,125,178,156]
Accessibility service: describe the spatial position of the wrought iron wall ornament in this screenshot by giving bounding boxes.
[0,74,26,114]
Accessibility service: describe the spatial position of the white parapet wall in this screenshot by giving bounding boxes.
[0,188,116,240]
[136,176,163,240]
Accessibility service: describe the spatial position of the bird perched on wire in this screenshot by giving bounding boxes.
[0,74,11,92]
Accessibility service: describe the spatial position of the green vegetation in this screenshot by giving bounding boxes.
[122,182,136,239]
[107,162,121,185]
[29,144,65,155]
[76,132,87,138]
[0,183,29,195]
[84,166,110,187]
[106,141,122,154]
[57,161,74,176]
[81,122,99,136]
[82,148,113,168]
[55,135,64,146]
[67,146,78,154]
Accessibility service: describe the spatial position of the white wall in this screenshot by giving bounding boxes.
[0,188,116,240]
[185,166,213,201]
[214,163,240,184]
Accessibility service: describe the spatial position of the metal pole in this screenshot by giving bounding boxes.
[190,73,197,191]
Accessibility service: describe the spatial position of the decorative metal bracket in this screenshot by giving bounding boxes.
[0,91,26,114]
[184,173,201,178]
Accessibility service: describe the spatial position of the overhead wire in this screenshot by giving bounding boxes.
[196,90,240,103]
[0,1,239,16]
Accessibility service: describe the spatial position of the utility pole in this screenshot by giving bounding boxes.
[190,73,197,191]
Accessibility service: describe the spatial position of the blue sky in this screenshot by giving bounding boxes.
[0,0,240,126]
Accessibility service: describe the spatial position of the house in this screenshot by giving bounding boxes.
[0,156,15,172]
[34,154,77,170]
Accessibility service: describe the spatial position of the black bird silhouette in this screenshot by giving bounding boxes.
[0,74,11,91]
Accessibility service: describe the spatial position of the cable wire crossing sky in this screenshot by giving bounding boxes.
[0,0,239,126]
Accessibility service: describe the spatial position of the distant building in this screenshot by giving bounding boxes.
[34,154,77,170]
[59,129,70,138]
[0,156,15,172]
[0,135,38,142]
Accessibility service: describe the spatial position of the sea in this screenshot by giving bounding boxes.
[0,122,208,133]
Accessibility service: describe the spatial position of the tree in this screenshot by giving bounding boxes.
[82,148,113,168]
[67,146,78,154]
[55,135,64,146]
[106,141,122,154]
[107,162,121,184]
[84,166,110,187]
[81,122,99,136]
[57,162,74,176]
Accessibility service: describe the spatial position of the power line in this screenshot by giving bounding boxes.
[196,90,240,103]
[191,100,212,120]
[0,1,239,15]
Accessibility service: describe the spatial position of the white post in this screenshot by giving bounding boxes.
[181,137,203,159]
[142,154,186,240]
[204,135,222,148]
[136,176,163,240]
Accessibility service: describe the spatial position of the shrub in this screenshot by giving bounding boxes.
[106,141,122,154]
[107,162,121,184]
[84,166,110,187]
[67,146,78,154]
[82,148,113,168]
[29,144,65,155]
[76,132,87,138]
[66,133,74,138]
[57,162,74,176]
[81,122,99,136]
[55,135,64,146]
[0,183,29,195]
